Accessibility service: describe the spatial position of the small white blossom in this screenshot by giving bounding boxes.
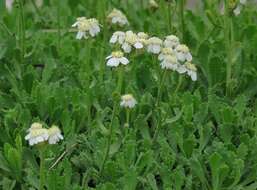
[160,55,178,71]
[107,9,129,27]
[233,0,247,16]
[146,37,163,54]
[149,0,159,9]
[47,126,63,144]
[25,123,49,146]
[106,51,129,67]
[175,44,192,62]
[122,31,143,53]
[120,94,137,108]
[164,35,180,49]
[158,47,176,61]
[110,31,126,44]
[233,5,241,16]
[72,17,101,40]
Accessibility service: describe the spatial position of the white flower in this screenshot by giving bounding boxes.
[72,17,100,40]
[160,55,178,71]
[107,9,129,27]
[149,0,159,9]
[47,126,63,144]
[106,51,129,67]
[110,31,126,44]
[5,0,14,12]
[185,62,197,81]
[177,64,187,74]
[175,44,192,62]
[120,94,137,108]
[122,31,143,53]
[233,5,241,16]
[240,0,246,5]
[25,123,49,146]
[164,35,180,49]
[158,47,176,61]
[146,37,163,54]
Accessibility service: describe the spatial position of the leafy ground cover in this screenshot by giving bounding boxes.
[0,0,257,189]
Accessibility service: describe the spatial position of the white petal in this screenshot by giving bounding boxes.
[119,57,129,65]
[76,31,84,40]
[176,52,186,62]
[110,35,118,44]
[177,65,187,73]
[106,55,113,60]
[186,53,192,62]
[107,58,119,67]
[134,42,143,49]
[233,6,241,16]
[122,43,132,53]
[190,71,197,81]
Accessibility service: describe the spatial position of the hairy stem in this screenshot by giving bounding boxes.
[153,69,167,143]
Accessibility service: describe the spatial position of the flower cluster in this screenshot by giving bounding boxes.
[110,30,149,53]
[25,122,63,146]
[72,17,101,40]
[233,0,247,16]
[107,30,197,81]
[107,9,129,27]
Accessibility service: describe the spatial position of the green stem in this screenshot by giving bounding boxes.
[18,0,25,64]
[39,149,45,190]
[156,70,167,107]
[125,109,130,126]
[153,70,167,143]
[174,75,183,93]
[178,0,185,41]
[224,1,233,96]
[117,67,124,94]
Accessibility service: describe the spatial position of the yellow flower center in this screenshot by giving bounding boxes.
[112,51,124,58]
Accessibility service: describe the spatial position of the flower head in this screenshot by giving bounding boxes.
[48,125,63,144]
[164,35,180,49]
[185,62,197,81]
[158,47,176,61]
[107,9,129,26]
[175,44,192,62]
[72,17,101,40]
[121,31,144,53]
[160,55,178,70]
[120,94,137,108]
[110,31,126,44]
[106,51,129,67]
[146,37,163,54]
[149,0,159,9]
[25,123,49,146]
[233,0,247,16]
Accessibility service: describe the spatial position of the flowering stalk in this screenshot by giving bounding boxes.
[18,0,25,64]
[125,108,130,126]
[224,0,233,96]
[153,69,167,142]
[100,67,124,176]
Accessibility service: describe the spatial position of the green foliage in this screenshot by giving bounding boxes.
[0,0,257,189]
